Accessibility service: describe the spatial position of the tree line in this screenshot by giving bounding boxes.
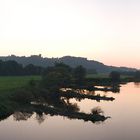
[0,60,43,76]
[0,59,140,82]
[0,60,87,81]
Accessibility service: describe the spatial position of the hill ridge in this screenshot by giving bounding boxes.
[0,55,137,73]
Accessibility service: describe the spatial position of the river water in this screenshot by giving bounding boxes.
[0,82,140,140]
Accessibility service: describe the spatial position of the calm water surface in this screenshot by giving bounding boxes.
[0,83,140,140]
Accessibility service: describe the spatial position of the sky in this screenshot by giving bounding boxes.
[0,0,140,68]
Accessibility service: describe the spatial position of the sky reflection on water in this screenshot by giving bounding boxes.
[0,83,140,140]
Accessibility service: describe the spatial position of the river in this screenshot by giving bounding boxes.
[0,82,140,140]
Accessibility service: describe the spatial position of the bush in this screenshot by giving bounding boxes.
[12,89,33,104]
[109,71,120,82]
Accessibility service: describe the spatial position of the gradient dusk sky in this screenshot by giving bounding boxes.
[0,0,140,68]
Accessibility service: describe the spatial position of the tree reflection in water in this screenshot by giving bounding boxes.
[11,93,111,124]
[0,86,116,124]
[12,104,109,124]
[134,82,140,88]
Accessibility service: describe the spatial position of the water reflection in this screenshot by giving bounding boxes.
[13,112,32,121]
[13,112,47,124]
[2,102,110,124]
[62,83,121,95]
[94,84,120,93]
[134,82,140,88]
[0,83,140,140]
[0,84,116,125]
[0,95,113,124]
[36,113,47,124]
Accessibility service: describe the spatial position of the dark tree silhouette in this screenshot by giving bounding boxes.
[134,71,140,80]
[0,60,23,76]
[73,65,87,85]
[0,60,43,76]
[42,63,72,89]
[109,71,120,82]
[24,64,42,75]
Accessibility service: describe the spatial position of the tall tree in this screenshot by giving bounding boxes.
[41,63,72,90]
[73,65,86,85]
[109,71,120,82]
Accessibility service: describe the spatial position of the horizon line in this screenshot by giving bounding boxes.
[0,54,139,70]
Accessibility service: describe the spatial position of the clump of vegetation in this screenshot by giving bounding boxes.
[12,89,33,104]
[134,71,140,81]
[109,71,120,82]
[41,63,73,90]
[41,63,87,90]
[73,65,86,86]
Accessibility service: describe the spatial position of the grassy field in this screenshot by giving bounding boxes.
[86,73,109,78]
[0,76,41,92]
[86,73,132,79]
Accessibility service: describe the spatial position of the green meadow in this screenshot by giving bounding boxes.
[0,76,41,92]
[86,73,109,78]
[86,73,132,79]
